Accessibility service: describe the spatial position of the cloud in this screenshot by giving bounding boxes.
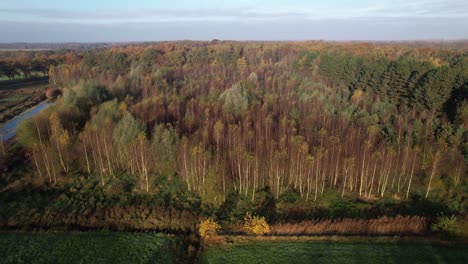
[0,0,466,41]
[0,8,306,23]
[1,16,467,42]
[368,0,468,18]
[0,0,467,25]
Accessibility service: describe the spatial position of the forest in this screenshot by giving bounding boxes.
[0,41,467,241]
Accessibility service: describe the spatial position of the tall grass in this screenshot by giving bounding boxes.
[270,216,428,235]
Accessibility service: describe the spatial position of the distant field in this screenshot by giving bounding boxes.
[0,48,51,51]
[0,85,46,123]
[0,232,180,264]
[200,240,468,264]
[0,72,46,81]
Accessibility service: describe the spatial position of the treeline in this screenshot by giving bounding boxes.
[5,41,467,215]
[0,51,81,80]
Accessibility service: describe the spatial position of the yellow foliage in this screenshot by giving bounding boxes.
[137,132,147,142]
[367,125,379,136]
[191,146,203,155]
[119,102,128,112]
[300,142,309,154]
[58,131,70,146]
[351,89,364,104]
[237,57,247,69]
[49,112,61,132]
[243,213,270,236]
[429,57,444,67]
[199,218,221,239]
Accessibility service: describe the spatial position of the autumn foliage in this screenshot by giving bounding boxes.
[243,213,270,236]
[199,218,221,239]
[1,41,466,234]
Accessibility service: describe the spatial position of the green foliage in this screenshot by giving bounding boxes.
[200,241,468,264]
[91,99,121,125]
[165,50,186,67]
[289,107,301,124]
[111,75,129,100]
[253,186,277,221]
[414,67,456,111]
[107,174,137,194]
[101,52,130,76]
[279,189,301,204]
[64,80,112,113]
[0,232,180,264]
[316,50,462,115]
[319,51,360,86]
[216,191,250,224]
[294,51,318,70]
[296,80,316,103]
[0,174,201,231]
[328,197,360,218]
[138,48,163,73]
[431,215,460,237]
[81,52,96,68]
[219,83,250,117]
[152,175,201,211]
[16,118,39,149]
[216,50,239,66]
[187,47,210,65]
[152,123,179,176]
[113,112,145,145]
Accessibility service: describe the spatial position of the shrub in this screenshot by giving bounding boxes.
[278,189,301,204]
[216,190,250,224]
[254,186,276,221]
[243,212,270,236]
[199,218,221,239]
[431,215,460,236]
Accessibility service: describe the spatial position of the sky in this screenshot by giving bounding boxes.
[0,0,467,42]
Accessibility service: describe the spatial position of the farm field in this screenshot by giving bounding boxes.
[200,239,468,264]
[0,232,181,264]
[0,72,46,81]
[0,83,47,124]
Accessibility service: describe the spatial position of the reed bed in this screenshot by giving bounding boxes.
[269,216,428,236]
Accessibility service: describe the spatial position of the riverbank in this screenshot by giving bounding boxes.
[0,100,53,142]
[0,80,48,124]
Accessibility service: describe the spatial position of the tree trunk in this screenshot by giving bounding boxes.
[406,152,417,199]
[425,151,440,199]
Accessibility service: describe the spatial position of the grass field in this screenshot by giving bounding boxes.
[0,232,180,264]
[200,239,468,264]
[0,73,46,81]
[0,233,467,264]
[0,82,47,123]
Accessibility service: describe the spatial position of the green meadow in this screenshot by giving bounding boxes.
[200,240,468,264]
[0,232,180,264]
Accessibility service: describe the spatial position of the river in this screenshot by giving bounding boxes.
[0,102,52,142]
